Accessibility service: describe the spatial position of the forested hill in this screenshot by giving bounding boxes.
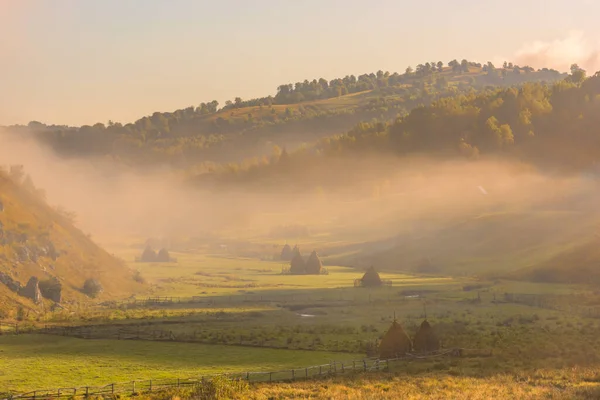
[4,60,564,168]
[198,67,600,190]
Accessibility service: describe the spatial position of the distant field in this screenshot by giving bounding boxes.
[12,235,597,395]
[0,335,358,391]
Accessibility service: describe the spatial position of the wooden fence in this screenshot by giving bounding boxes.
[107,288,414,309]
[2,353,458,400]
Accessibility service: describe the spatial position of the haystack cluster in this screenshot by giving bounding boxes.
[282,245,323,275]
[379,319,440,358]
[140,246,172,263]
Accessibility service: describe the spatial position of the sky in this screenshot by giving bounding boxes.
[1,0,600,126]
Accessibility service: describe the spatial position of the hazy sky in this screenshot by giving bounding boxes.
[2,0,600,126]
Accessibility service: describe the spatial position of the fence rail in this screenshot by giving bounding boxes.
[3,355,445,400]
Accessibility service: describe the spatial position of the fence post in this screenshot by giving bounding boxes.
[150,380,152,391]
[292,369,295,381]
[319,366,322,376]
[305,368,308,378]
[269,372,272,382]
[341,363,345,373]
[363,360,367,371]
[178,378,180,388]
[85,387,89,398]
[133,381,136,394]
[33,391,36,400]
[112,384,115,394]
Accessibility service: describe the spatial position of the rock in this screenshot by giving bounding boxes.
[39,277,62,303]
[14,246,30,262]
[46,241,58,261]
[0,272,21,292]
[20,277,42,304]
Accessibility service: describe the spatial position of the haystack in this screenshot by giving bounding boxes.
[280,244,293,261]
[305,250,323,275]
[361,266,383,287]
[140,246,157,262]
[413,320,439,353]
[290,251,306,275]
[379,320,412,359]
[156,248,171,262]
[292,245,300,257]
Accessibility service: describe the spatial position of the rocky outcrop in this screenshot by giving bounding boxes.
[39,277,62,303]
[0,272,21,292]
[20,277,42,304]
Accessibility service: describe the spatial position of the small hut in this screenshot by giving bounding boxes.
[140,246,157,262]
[413,320,439,353]
[156,248,171,262]
[280,244,293,261]
[359,266,383,287]
[305,250,323,275]
[289,251,306,275]
[379,320,412,359]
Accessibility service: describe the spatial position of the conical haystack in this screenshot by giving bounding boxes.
[292,245,300,257]
[305,250,323,275]
[280,244,293,261]
[156,248,171,262]
[141,246,157,262]
[361,266,383,287]
[290,251,306,275]
[413,320,439,353]
[379,320,412,359]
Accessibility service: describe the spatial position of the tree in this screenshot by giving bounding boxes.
[460,59,469,73]
[569,64,586,83]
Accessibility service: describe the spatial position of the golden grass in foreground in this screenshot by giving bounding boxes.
[134,370,600,399]
[247,371,600,399]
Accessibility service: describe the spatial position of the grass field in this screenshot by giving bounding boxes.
[5,234,600,396]
[0,335,359,391]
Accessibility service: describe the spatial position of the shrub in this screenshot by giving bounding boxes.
[133,270,146,284]
[83,278,103,298]
[192,376,249,399]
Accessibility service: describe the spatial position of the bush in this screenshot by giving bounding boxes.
[192,376,249,399]
[83,278,103,298]
[133,270,146,284]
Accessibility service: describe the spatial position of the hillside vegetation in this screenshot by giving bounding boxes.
[3,61,564,168]
[202,65,596,191]
[0,168,143,317]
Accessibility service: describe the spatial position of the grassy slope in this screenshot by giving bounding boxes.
[332,208,600,280]
[0,173,143,315]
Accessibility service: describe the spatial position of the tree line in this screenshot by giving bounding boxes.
[2,59,564,168]
[200,65,600,189]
